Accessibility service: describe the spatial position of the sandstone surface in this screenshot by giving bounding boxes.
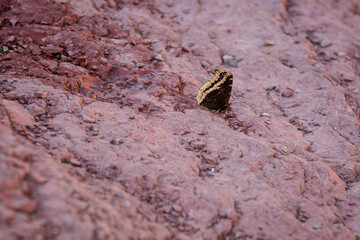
[1,0,360,239]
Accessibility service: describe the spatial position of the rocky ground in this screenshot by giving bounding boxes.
[0,0,360,239]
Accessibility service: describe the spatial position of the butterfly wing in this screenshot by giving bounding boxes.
[199,72,233,110]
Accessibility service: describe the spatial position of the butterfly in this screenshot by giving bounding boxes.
[197,68,233,110]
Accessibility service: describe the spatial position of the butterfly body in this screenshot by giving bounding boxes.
[197,68,233,110]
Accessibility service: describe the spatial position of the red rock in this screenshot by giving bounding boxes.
[282,26,297,36]
[27,103,46,116]
[172,204,182,212]
[40,45,63,56]
[2,99,34,127]
[0,0,360,239]
[3,91,17,100]
[1,190,37,213]
[190,140,206,151]
[0,205,15,224]
[30,163,51,184]
[281,87,295,98]
[82,114,96,123]
[69,158,82,167]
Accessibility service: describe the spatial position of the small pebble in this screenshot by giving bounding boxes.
[181,130,190,136]
[6,36,15,43]
[18,94,28,104]
[210,168,216,173]
[69,158,82,167]
[3,46,9,52]
[100,57,108,64]
[172,204,182,212]
[222,55,237,67]
[228,59,238,67]
[154,54,163,61]
[17,47,24,53]
[339,71,355,82]
[267,83,279,91]
[82,115,96,123]
[86,126,99,136]
[191,141,205,151]
[338,52,345,57]
[11,7,20,15]
[3,91,17,100]
[281,87,295,98]
[136,62,144,68]
[201,154,217,165]
[320,38,332,48]
[9,17,18,26]
[282,26,297,36]
[222,55,234,62]
[313,222,322,229]
[110,138,124,145]
[342,76,354,82]
[281,146,288,153]
[143,39,151,45]
[29,104,45,116]
[261,113,271,118]
[263,40,275,46]
[198,131,208,135]
[34,91,47,99]
[143,80,152,85]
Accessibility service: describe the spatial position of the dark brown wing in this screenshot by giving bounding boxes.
[199,74,233,110]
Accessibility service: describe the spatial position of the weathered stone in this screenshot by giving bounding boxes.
[2,99,34,127]
[320,38,332,48]
[263,40,275,46]
[0,0,359,239]
[154,54,163,61]
[3,91,17,100]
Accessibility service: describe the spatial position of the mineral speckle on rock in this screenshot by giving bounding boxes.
[263,39,275,46]
[6,36,15,43]
[338,51,345,57]
[320,38,332,48]
[136,62,144,68]
[154,54,163,61]
[110,138,124,145]
[222,54,238,67]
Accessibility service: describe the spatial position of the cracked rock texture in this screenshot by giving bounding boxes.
[1,0,360,239]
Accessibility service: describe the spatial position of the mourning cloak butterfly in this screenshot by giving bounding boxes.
[197,68,233,110]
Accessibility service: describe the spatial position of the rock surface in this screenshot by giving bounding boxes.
[0,0,360,239]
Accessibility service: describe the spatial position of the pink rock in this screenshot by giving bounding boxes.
[2,99,34,127]
[0,0,360,239]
